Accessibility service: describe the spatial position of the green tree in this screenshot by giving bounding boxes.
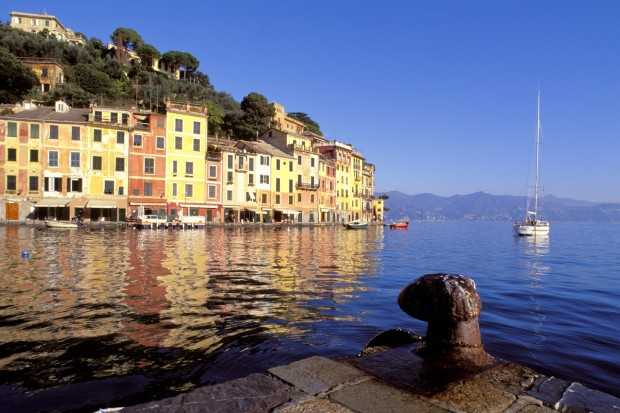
[287,112,322,135]
[232,92,275,139]
[161,50,199,78]
[72,63,114,97]
[0,47,39,103]
[111,27,143,50]
[136,43,160,68]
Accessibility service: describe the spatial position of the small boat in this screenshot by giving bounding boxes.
[514,90,550,237]
[137,215,167,226]
[345,220,368,229]
[389,221,409,229]
[45,220,78,229]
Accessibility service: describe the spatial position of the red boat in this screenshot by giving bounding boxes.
[389,221,409,229]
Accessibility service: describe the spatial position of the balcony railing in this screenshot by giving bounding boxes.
[296,182,320,191]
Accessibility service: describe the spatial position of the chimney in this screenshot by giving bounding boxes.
[55,100,70,113]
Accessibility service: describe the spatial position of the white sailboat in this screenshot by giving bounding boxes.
[514,91,550,237]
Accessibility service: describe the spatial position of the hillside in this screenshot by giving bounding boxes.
[385,191,620,222]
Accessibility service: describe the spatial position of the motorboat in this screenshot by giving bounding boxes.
[45,220,78,229]
[345,220,368,229]
[389,220,409,229]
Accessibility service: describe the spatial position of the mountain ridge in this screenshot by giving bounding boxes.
[383,191,620,222]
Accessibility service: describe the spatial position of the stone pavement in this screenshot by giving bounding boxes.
[119,347,620,413]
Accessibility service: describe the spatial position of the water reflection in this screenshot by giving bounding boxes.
[0,226,384,404]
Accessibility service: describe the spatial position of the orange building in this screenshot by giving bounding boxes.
[127,112,167,218]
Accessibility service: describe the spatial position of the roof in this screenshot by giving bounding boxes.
[10,11,65,29]
[17,57,63,67]
[0,106,89,123]
[236,140,294,159]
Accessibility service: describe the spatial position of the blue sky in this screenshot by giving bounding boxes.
[4,1,620,202]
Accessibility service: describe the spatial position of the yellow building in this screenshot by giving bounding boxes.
[9,11,86,45]
[316,140,354,223]
[164,102,208,221]
[350,149,364,221]
[85,106,130,221]
[372,197,385,222]
[362,162,376,221]
[272,103,305,135]
[262,129,320,223]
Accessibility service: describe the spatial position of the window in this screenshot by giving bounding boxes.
[6,175,16,191]
[132,188,140,196]
[227,155,233,169]
[185,184,193,197]
[104,180,114,195]
[117,131,125,144]
[276,178,280,192]
[175,119,183,132]
[193,121,200,134]
[260,156,269,166]
[227,171,233,184]
[190,207,199,216]
[311,158,315,167]
[289,180,293,192]
[298,193,302,202]
[276,159,280,170]
[311,176,315,187]
[260,175,269,184]
[94,111,102,122]
[249,158,254,171]
[30,149,38,162]
[70,178,82,192]
[172,160,178,175]
[7,122,17,137]
[110,112,118,123]
[248,174,254,186]
[41,68,48,78]
[144,182,152,196]
[172,183,177,197]
[262,194,267,203]
[175,136,182,150]
[30,124,39,139]
[94,129,102,142]
[238,156,244,169]
[71,126,80,140]
[7,148,17,162]
[144,158,154,174]
[246,192,252,202]
[29,176,38,191]
[208,185,216,198]
[298,175,302,185]
[289,195,293,205]
[49,124,58,139]
[118,186,124,195]
[92,156,102,170]
[122,113,129,125]
[185,161,193,176]
[311,194,315,203]
[70,152,80,167]
[48,150,58,167]
[275,194,280,204]
[298,156,302,165]
[227,190,233,201]
[116,157,125,172]
[289,162,293,172]
[193,138,200,151]
[156,136,165,149]
[209,165,217,178]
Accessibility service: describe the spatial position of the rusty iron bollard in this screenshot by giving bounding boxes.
[398,273,495,371]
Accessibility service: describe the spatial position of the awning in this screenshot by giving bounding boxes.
[87,200,117,209]
[180,203,217,209]
[36,198,70,207]
[129,202,167,206]
[278,210,300,215]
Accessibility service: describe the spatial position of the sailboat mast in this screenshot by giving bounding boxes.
[534,90,541,217]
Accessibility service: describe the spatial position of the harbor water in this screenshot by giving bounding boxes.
[0,222,618,412]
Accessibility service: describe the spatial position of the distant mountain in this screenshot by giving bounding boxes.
[383,191,620,222]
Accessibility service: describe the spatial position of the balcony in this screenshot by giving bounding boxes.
[288,143,318,154]
[296,182,320,191]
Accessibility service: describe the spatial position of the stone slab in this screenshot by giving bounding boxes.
[275,397,355,413]
[122,373,301,413]
[268,356,368,395]
[430,375,516,413]
[503,395,556,413]
[475,362,540,395]
[329,379,449,413]
[555,382,620,413]
[518,405,557,413]
[526,376,571,407]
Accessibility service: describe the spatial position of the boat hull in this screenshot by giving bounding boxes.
[389,222,409,229]
[45,220,78,229]
[514,222,550,236]
[345,221,368,229]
